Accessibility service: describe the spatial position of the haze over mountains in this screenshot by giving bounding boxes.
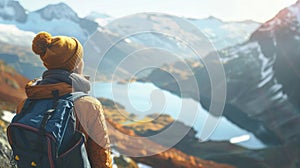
[0,0,259,80]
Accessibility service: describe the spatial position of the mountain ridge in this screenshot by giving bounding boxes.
[35,2,79,22]
[0,2,98,43]
[138,2,300,163]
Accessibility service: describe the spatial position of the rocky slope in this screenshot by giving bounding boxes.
[0,59,28,167]
[0,125,15,168]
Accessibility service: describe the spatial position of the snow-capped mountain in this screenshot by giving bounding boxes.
[0,0,27,23]
[22,2,98,43]
[0,2,98,43]
[35,2,78,22]
[0,2,99,78]
[88,13,260,59]
[250,0,300,109]
[251,0,300,39]
[188,16,260,50]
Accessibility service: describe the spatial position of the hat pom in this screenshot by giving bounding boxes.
[32,32,52,56]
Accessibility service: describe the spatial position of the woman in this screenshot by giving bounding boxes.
[16,32,113,168]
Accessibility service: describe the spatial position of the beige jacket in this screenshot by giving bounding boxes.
[16,79,113,168]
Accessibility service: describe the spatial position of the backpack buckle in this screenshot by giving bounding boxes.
[39,108,55,135]
[46,109,55,114]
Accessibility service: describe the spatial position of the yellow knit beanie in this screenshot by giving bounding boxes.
[32,32,83,72]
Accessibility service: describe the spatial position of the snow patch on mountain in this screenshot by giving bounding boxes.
[35,2,79,22]
[85,11,114,26]
[0,0,27,23]
[0,4,14,16]
[288,2,300,22]
[189,17,260,50]
[0,2,98,43]
[0,23,34,46]
[18,12,88,42]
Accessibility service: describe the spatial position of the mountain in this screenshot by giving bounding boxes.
[83,27,192,82]
[138,0,300,159]
[0,0,27,23]
[0,2,260,82]
[35,2,78,21]
[83,13,259,82]
[20,2,98,43]
[0,41,45,79]
[90,13,260,59]
[0,2,98,43]
[85,11,113,26]
[83,14,260,82]
[0,2,99,78]
[0,3,189,81]
[188,16,260,50]
[250,0,300,110]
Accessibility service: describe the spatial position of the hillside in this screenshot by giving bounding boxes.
[0,59,28,110]
[99,98,234,168]
[0,40,45,79]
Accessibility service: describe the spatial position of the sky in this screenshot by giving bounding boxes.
[18,0,297,22]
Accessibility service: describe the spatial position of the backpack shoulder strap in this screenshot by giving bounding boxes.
[66,92,89,102]
[13,99,35,122]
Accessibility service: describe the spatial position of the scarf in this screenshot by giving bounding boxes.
[38,69,91,93]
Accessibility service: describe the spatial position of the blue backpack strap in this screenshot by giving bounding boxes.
[39,90,60,135]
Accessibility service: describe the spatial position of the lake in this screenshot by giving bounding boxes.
[92,82,266,149]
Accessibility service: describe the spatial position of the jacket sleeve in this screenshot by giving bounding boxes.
[74,96,113,168]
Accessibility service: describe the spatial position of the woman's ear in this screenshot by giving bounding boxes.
[74,60,84,75]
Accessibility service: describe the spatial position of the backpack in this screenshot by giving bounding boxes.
[7,91,91,168]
